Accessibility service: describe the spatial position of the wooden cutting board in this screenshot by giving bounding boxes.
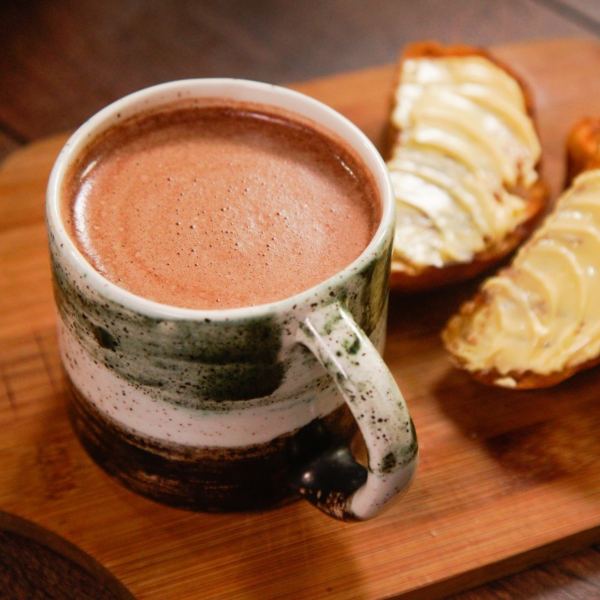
[1,38,599,599]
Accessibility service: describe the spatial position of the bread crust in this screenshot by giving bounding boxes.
[565,117,600,186]
[387,41,548,293]
[443,119,600,389]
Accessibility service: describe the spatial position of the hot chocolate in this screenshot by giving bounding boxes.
[62,101,380,309]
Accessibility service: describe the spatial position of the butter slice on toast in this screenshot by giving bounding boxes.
[443,155,600,388]
[387,43,547,291]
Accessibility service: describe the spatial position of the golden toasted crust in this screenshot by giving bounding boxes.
[442,119,600,389]
[566,117,600,185]
[387,41,548,293]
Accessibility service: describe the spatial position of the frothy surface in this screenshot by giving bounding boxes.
[62,101,380,309]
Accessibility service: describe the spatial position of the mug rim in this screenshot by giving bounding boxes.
[46,78,394,321]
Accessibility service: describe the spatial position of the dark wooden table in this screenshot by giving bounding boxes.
[2,1,599,597]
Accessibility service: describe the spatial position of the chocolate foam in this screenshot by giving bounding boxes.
[62,100,380,309]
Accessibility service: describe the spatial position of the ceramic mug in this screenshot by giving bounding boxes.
[46,79,418,521]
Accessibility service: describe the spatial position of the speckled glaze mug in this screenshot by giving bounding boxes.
[46,79,418,521]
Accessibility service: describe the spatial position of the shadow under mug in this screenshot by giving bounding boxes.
[46,79,418,521]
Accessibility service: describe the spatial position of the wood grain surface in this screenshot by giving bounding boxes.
[1,38,600,600]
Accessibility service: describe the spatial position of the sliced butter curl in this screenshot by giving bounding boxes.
[389,56,541,273]
[444,169,600,384]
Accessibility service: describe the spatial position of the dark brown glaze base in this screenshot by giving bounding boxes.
[67,380,357,512]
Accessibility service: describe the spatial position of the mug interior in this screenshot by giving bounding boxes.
[47,79,394,320]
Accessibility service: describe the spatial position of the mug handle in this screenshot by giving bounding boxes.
[291,302,418,520]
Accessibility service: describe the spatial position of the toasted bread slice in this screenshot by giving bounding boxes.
[387,42,547,292]
[443,124,600,388]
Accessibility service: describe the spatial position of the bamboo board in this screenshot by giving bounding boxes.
[1,38,599,599]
